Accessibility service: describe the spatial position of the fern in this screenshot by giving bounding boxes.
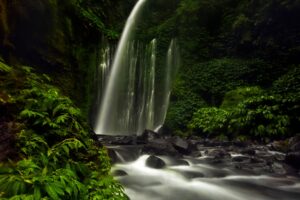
[0,60,12,72]
[0,66,127,200]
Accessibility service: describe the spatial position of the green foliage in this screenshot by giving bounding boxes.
[186,58,273,105]
[75,1,120,39]
[228,94,300,139]
[188,107,229,137]
[272,65,300,96]
[0,59,12,73]
[221,86,264,110]
[165,77,207,131]
[0,65,127,199]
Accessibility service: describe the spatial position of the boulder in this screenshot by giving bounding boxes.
[142,138,180,157]
[205,149,231,159]
[146,155,166,169]
[288,134,300,147]
[268,140,289,152]
[137,129,160,144]
[171,136,191,155]
[290,142,300,152]
[232,156,250,162]
[97,135,136,145]
[112,170,128,176]
[285,151,300,169]
[241,148,256,156]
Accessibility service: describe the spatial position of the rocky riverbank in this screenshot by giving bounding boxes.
[98,130,300,176]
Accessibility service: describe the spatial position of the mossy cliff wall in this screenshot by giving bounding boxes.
[0,0,134,118]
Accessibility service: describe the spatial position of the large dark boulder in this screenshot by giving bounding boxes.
[141,138,180,157]
[267,140,289,153]
[146,155,166,169]
[285,151,300,169]
[137,129,160,144]
[291,142,300,152]
[171,136,191,155]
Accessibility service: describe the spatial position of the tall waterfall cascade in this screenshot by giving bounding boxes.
[94,0,179,135]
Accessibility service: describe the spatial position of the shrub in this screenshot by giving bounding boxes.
[228,94,300,139]
[186,58,273,105]
[0,65,127,199]
[272,65,300,96]
[188,107,229,137]
[220,86,263,110]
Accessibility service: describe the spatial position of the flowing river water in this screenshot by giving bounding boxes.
[111,149,300,200]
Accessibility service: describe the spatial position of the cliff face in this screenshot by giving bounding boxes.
[0,0,130,117]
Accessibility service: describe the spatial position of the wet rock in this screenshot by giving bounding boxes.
[171,136,191,155]
[97,135,136,145]
[232,156,250,162]
[288,134,300,147]
[142,138,179,157]
[112,170,128,176]
[190,151,202,158]
[137,129,160,144]
[107,149,119,164]
[270,162,287,175]
[250,157,265,164]
[169,159,190,166]
[290,142,300,152]
[205,149,231,159]
[146,155,166,169]
[241,148,256,156]
[232,140,249,148]
[285,151,300,169]
[268,140,289,152]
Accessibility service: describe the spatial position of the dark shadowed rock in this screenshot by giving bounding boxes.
[205,149,231,159]
[107,149,119,164]
[285,151,300,169]
[171,136,190,155]
[146,155,166,169]
[241,148,256,155]
[291,142,300,152]
[232,156,250,162]
[112,170,128,176]
[98,135,136,145]
[288,134,300,147]
[142,138,180,157]
[268,140,289,153]
[137,129,160,144]
[169,159,190,166]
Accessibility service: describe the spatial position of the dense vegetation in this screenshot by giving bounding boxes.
[143,0,300,140]
[0,60,127,199]
[0,0,299,198]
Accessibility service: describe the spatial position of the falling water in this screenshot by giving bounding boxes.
[95,0,147,135]
[155,39,180,129]
[94,0,179,135]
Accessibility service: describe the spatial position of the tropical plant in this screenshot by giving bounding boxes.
[0,65,127,199]
[188,107,229,137]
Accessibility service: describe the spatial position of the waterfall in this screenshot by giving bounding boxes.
[155,39,180,130]
[94,0,179,135]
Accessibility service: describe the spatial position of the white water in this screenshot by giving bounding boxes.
[94,0,179,135]
[113,155,300,200]
[95,0,147,135]
[156,39,180,127]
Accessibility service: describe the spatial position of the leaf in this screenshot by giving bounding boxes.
[34,185,42,200]
[55,114,69,124]
[45,184,59,199]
